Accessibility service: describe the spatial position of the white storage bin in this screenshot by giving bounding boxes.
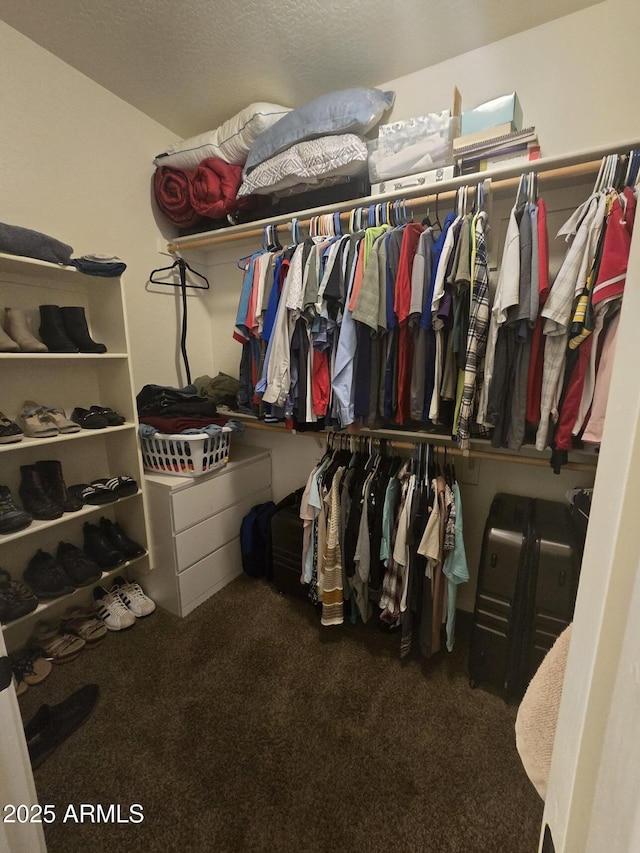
[140,429,231,477]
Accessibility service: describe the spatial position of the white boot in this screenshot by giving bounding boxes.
[6,308,48,352]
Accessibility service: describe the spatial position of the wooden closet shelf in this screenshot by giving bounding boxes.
[167,138,640,254]
[228,413,598,472]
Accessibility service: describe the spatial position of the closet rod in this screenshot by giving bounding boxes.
[168,160,598,253]
[167,138,640,254]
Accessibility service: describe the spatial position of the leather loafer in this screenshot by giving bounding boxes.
[70,408,109,430]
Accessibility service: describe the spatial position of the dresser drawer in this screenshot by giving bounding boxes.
[175,487,272,571]
[171,456,271,532]
[178,538,242,613]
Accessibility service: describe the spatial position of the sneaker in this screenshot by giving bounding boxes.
[0,485,32,534]
[93,585,135,630]
[0,568,38,624]
[0,412,23,444]
[112,576,155,617]
[56,542,102,587]
[23,550,76,599]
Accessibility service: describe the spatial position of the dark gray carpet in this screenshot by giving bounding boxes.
[18,576,543,852]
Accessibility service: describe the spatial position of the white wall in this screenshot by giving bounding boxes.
[377,0,640,158]
[0,20,213,391]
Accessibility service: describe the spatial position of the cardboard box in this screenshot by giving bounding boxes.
[461,93,523,136]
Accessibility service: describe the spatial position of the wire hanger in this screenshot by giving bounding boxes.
[148,255,209,385]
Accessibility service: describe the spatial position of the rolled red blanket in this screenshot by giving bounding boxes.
[154,166,202,228]
[189,157,256,218]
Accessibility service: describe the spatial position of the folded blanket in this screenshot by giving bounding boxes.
[153,167,202,228]
[189,157,256,219]
[71,256,127,277]
[0,222,73,264]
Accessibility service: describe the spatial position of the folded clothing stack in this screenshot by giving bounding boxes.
[136,382,244,435]
[70,254,126,277]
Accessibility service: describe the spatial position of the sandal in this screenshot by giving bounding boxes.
[32,621,86,663]
[18,401,58,438]
[43,406,81,434]
[0,411,23,444]
[91,475,138,498]
[68,482,119,506]
[11,648,53,695]
[60,607,107,645]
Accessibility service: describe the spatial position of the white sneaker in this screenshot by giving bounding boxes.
[113,576,156,618]
[93,585,136,631]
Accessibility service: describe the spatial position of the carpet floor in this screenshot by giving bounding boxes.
[18,576,543,852]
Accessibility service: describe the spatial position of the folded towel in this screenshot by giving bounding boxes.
[0,222,73,264]
[189,157,255,219]
[153,167,202,228]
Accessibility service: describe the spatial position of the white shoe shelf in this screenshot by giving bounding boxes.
[0,254,151,651]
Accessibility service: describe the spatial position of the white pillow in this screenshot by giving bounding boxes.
[237,134,368,197]
[153,103,291,169]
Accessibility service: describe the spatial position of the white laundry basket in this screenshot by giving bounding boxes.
[140,429,231,477]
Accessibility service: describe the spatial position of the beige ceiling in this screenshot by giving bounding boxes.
[1,0,600,139]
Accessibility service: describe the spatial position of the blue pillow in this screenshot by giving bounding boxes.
[244,87,395,174]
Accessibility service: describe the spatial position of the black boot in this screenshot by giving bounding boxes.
[36,460,83,513]
[82,522,123,568]
[19,465,63,520]
[38,305,78,353]
[61,307,106,354]
[99,517,145,558]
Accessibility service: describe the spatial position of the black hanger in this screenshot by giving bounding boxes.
[149,255,209,290]
[434,193,443,233]
[147,256,210,385]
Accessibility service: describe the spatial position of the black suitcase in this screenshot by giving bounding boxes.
[469,493,533,694]
[523,498,580,685]
[271,504,309,602]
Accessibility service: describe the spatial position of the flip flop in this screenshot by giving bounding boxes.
[11,648,53,690]
[32,622,86,663]
[91,475,138,498]
[68,483,119,506]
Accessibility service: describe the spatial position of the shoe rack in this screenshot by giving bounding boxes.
[0,252,150,650]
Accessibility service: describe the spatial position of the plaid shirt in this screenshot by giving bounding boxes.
[457,212,490,449]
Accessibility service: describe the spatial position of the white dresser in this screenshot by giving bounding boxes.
[142,444,272,617]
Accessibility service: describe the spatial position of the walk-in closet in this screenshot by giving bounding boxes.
[1,1,639,851]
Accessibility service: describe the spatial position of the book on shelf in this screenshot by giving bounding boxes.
[457,143,541,175]
[453,126,537,160]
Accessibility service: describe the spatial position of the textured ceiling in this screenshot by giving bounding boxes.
[1,0,600,138]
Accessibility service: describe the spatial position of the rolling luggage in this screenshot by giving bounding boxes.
[270,489,310,602]
[523,498,580,686]
[469,493,581,698]
[468,493,533,695]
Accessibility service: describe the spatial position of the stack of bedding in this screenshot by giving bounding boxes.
[237,88,395,200]
[153,102,290,228]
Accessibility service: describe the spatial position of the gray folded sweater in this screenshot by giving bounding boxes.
[0,222,73,264]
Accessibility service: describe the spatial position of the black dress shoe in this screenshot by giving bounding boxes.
[70,408,108,430]
[82,522,124,569]
[24,684,99,769]
[89,406,125,426]
[99,517,145,559]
